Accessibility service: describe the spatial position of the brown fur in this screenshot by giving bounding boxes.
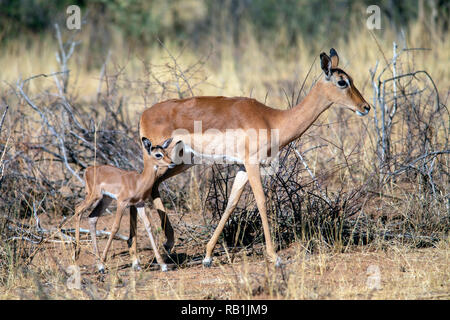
[74,142,174,272]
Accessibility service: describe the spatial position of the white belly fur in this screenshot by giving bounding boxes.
[102,190,118,200]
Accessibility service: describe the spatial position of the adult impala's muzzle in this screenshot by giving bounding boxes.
[168,162,176,169]
[356,104,371,116]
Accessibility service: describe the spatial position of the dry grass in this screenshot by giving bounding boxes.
[1,20,448,109]
[1,214,448,300]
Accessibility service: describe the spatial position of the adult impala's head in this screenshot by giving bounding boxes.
[142,137,176,169]
[319,48,371,116]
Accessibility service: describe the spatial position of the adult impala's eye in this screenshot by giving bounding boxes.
[337,80,348,88]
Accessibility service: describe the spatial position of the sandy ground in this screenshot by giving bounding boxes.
[3,209,449,300]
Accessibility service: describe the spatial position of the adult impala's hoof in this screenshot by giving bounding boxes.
[161,264,168,272]
[202,257,212,268]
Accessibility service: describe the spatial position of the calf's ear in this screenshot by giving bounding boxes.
[142,137,152,155]
[161,137,173,149]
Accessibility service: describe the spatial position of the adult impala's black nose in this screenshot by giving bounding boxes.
[356,103,371,116]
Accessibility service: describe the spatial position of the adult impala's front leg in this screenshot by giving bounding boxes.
[203,169,248,267]
[245,163,280,266]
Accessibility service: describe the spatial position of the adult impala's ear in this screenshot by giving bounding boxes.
[320,52,332,79]
[161,137,173,149]
[142,137,152,155]
[330,48,339,68]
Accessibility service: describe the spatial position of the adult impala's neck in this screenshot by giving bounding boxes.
[276,81,332,148]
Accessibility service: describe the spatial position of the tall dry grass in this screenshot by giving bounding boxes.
[1,19,448,107]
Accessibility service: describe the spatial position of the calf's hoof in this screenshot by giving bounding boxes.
[273,256,283,268]
[73,249,80,261]
[97,264,106,274]
[132,261,142,272]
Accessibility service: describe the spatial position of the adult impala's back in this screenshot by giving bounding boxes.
[140,49,370,266]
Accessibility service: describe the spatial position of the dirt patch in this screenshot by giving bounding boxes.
[4,210,448,300]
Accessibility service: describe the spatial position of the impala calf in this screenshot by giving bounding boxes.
[74,137,174,273]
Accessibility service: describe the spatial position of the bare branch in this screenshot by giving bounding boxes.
[16,75,84,185]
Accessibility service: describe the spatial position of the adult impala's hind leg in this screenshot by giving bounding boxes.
[203,169,248,267]
[151,181,175,253]
[88,197,112,273]
[137,207,168,272]
[150,164,192,253]
[128,206,141,271]
[245,163,280,266]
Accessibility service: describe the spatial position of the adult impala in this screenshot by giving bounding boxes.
[139,49,370,267]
